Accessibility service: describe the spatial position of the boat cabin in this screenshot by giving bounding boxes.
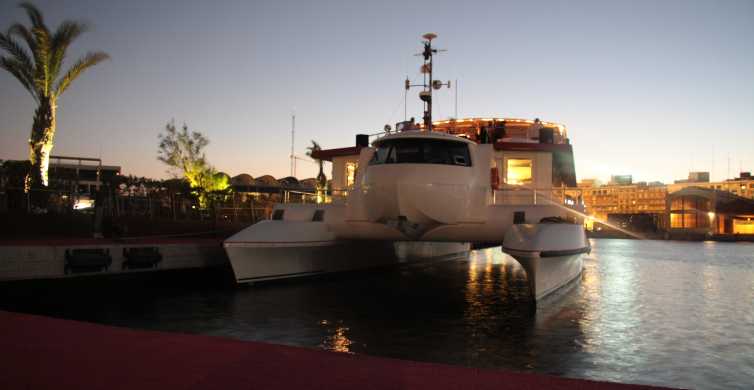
[311,117,577,206]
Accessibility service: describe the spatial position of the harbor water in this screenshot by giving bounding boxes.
[2,239,753,389]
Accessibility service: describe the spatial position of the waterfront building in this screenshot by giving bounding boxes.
[580,171,754,233]
[579,180,667,230]
[667,186,754,237]
[47,155,121,194]
[0,156,121,195]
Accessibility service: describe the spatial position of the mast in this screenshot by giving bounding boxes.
[290,113,296,177]
[423,34,435,131]
[405,33,449,132]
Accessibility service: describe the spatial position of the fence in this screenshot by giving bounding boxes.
[0,185,323,223]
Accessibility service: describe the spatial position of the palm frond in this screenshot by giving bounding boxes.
[0,31,33,76]
[54,51,109,97]
[19,2,49,34]
[0,56,36,98]
[50,20,88,78]
[306,140,322,157]
[8,23,36,53]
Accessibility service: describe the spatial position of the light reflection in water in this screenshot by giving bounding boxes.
[583,239,644,379]
[319,320,353,353]
[462,247,534,365]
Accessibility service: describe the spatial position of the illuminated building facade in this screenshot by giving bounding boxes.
[580,171,754,234]
[668,187,754,236]
[579,181,667,228]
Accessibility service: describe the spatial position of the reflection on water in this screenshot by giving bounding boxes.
[3,239,754,389]
[319,320,353,353]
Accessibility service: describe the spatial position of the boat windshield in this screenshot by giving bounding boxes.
[370,139,471,166]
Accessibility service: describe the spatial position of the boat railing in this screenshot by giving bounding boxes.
[493,186,585,211]
[312,186,584,212]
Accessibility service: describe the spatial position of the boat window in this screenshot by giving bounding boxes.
[369,139,471,166]
[506,158,533,185]
[345,162,358,188]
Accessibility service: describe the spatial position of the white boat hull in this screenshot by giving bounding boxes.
[224,220,470,283]
[510,252,584,300]
[502,223,589,300]
[226,240,392,283]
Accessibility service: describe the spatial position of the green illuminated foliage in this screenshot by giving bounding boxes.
[157,121,230,208]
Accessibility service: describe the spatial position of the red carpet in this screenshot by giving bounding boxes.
[0,311,673,390]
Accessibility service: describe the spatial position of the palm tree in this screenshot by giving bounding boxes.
[0,2,109,193]
[306,140,327,203]
[306,140,326,185]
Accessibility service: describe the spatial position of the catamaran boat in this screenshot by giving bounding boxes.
[224,34,589,302]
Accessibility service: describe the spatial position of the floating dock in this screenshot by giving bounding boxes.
[0,310,672,390]
[0,238,226,282]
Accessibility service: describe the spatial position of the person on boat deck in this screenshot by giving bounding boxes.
[492,120,506,143]
[530,118,543,141]
[479,126,490,144]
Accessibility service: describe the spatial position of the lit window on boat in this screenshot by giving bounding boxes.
[506,159,532,185]
[345,162,358,188]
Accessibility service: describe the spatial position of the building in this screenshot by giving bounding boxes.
[609,175,632,186]
[668,186,754,237]
[579,170,754,233]
[580,180,667,230]
[668,172,754,200]
[674,171,710,184]
[48,155,121,194]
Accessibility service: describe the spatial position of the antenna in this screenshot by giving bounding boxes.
[405,33,450,132]
[404,76,408,121]
[711,144,715,182]
[290,112,296,177]
[454,79,458,119]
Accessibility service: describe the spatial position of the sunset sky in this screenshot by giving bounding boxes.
[1,0,753,183]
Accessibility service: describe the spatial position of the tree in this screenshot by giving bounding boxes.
[306,140,326,184]
[0,2,110,193]
[158,121,209,188]
[157,121,229,208]
[306,140,327,202]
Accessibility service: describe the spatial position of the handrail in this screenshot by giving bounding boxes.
[316,185,584,208]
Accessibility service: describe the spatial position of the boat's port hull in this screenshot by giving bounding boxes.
[225,240,470,284]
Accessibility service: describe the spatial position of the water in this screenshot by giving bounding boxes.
[3,239,754,389]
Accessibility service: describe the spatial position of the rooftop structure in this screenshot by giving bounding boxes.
[609,175,632,186]
[668,172,754,199]
[674,171,710,184]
